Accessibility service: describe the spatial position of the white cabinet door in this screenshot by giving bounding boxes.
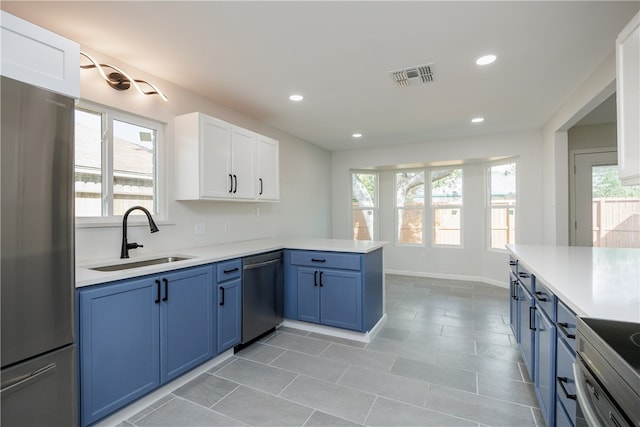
[201,116,233,198]
[256,136,280,201]
[616,11,640,186]
[230,127,256,200]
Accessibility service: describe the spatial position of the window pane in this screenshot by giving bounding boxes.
[431,169,462,205]
[353,209,374,240]
[75,109,103,217]
[431,169,462,245]
[591,165,640,248]
[434,207,461,245]
[113,120,156,215]
[396,171,424,207]
[352,173,376,208]
[490,163,516,249]
[397,207,423,244]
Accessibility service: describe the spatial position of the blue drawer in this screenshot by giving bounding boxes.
[216,259,241,282]
[289,250,361,271]
[516,265,533,293]
[534,279,555,320]
[556,336,577,422]
[556,398,574,427]
[557,299,577,352]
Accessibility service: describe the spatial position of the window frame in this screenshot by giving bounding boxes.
[350,170,379,241]
[486,158,517,252]
[394,169,425,246]
[74,101,167,227]
[430,167,464,248]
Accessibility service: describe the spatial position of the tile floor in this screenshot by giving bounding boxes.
[117,274,544,427]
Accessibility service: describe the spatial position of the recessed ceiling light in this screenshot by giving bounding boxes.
[476,55,497,65]
[289,94,304,101]
[352,133,363,138]
[471,117,485,123]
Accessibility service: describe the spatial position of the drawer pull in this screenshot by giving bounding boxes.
[162,278,169,302]
[518,272,529,278]
[220,287,225,306]
[534,291,548,302]
[223,267,240,274]
[509,261,517,266]
[155,279,161,304]
[558,322,576,339]
[311,258,326,263]
[557,376,576,400]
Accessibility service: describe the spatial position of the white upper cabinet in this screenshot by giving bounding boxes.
[256,135,280,201]
[174,112,279,202]
[616,11,640,186]
[1,11,79,98]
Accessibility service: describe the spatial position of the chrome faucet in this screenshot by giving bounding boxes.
[120,206,159,258]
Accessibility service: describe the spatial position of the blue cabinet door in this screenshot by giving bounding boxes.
[319,270,362,331]
[78,278,160,427]
[534,308,556,427]
[217,277,241,353]
[160,266,214,383]
[509,272,519,341]
[517,283,535,381]
[297,267,320,324]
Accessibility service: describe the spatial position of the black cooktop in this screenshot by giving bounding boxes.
[581,317,640,373]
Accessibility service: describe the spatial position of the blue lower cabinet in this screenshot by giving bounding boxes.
[517,283,535,380]
[78,265,214,426]
[534,307,556,427]
[217,277,241,353]
[297,267,321,324]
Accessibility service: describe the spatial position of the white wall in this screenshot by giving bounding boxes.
[331,130,543,286]
[75,47,331,263]
[541,51,617,245]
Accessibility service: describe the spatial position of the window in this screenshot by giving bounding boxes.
[351,172,377,240]
[395,170,424,245]
[431,168,463,246]
[488,161,517,250]
[74,104,163,221]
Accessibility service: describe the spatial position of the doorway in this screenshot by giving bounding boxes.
[570,149,640,247]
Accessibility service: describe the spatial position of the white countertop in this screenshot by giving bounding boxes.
[76,238,387,288]
[507,244,640,323]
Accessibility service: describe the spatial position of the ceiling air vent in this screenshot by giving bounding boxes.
[390,64,434,87]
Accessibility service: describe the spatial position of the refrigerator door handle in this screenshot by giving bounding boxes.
[0,362,56,397]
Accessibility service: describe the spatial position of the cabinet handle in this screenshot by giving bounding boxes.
[534,291,548,302]
[557,322,576,339]
[509,261,517,266]
[511,280,518,300]
[233,175,238,193]
[529,306,536,331]
[319,271,324,287]
[311,258,326,263]
[557,377,577,400]
[314,270,318,286]
[228,174,233,193]
[220,287,225,306]
[259,178,263,195]
[155,280,161,304]
[162,278,169,302]
[518,272,529,278]
[223,267,239,274]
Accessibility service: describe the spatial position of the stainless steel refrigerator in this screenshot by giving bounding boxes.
[1,75,77,426]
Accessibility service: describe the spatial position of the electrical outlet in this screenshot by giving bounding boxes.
[194,223,205,235]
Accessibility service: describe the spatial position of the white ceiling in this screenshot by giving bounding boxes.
[2,1,637,151]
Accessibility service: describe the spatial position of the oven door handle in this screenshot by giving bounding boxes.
[573,362,602,427]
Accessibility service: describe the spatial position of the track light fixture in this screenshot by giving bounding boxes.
[79,51,168,101]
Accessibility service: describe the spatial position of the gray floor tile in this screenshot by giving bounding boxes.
[303,411,362,427]
[127,395,174,424]
[136,397,243,426]
[278,326,310,336]
[280,375,375,424]
[307,332,367,348]
[441,325,513,346]
[173,373,239,407]
[319,343,396,372]
[235,342,286,364]
[364,336,438,364]
[477,374,539,407]
[338,365,429,407]
[424,384,537,426]
[270,350,349,382]
[406,330,477,354]
[435,349,523,381]
[383,317,445,334]
[264,332,331,355]
[375,326,411,342]
[390,356,478,393]
[365,397,477,426]
[475,341,523,363]
[213,385,313,427]
[215,358,297,394]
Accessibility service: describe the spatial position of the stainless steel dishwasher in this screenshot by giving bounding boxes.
[241,251,284,344]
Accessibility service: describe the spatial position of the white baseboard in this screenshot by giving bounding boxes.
[385,269,507,288]
[281,314,387,344]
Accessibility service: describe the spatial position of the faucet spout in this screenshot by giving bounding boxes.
[121,206,159,258]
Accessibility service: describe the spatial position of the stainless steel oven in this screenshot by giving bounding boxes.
[574,317,640,427]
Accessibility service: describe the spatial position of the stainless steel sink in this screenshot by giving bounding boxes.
[89,256,193,272]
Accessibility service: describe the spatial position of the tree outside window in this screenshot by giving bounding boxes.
[352,172,377,240]
[431,168,463,246]
[396,171,425,244]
